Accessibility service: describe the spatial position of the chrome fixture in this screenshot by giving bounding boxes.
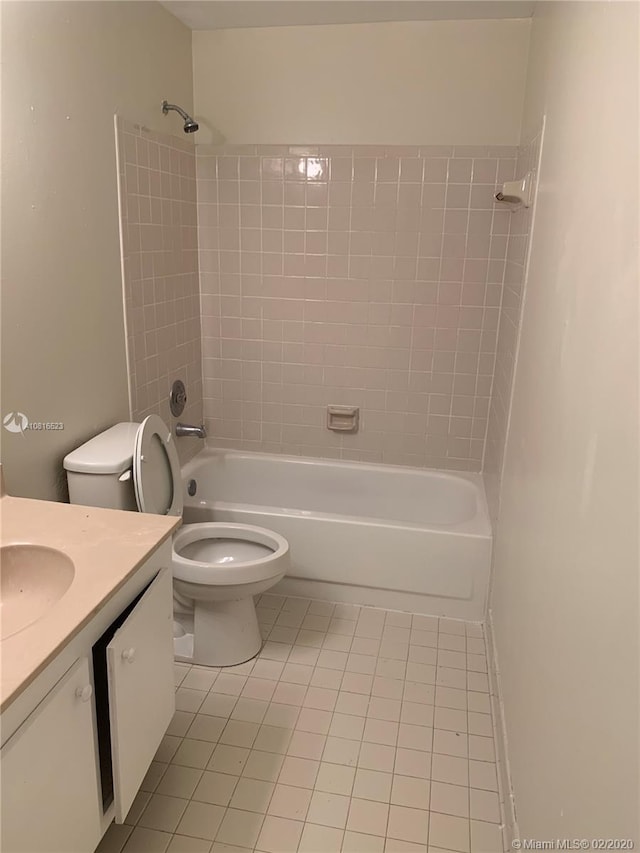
[175,423,207,439]
[170,379,187,417]
[161,100,199,134]
[495,172,534,209]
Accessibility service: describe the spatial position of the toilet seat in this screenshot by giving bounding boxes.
[173,522,289,586]
[133,415,183,517]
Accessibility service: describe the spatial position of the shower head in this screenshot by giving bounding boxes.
[162,100,199,134]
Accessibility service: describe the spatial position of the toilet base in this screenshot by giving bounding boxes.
[187,596,263,667]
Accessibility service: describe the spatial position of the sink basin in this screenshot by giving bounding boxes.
[1,544,75,640]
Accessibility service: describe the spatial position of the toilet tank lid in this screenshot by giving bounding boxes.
[63,423,140,474]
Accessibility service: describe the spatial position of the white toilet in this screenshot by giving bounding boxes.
[63,416,289,667]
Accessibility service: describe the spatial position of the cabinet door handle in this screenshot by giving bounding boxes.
[122,648,136,664]
[75,685,93,702]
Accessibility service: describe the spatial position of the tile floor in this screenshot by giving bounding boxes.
[98,595,504,853]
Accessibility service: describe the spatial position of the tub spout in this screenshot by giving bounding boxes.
[175,423,207,439]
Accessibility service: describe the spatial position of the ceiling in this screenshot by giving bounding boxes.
[160,1,535,31]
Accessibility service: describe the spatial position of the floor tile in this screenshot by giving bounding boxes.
[256,815,303,853]
[467,735,494,763]
[267,783,312,819]
[363,718,399,746]
[165,834,211,853]
[278,755,320,788]
[470,819,503,852]
[219,720,259,748]
[231,698,269,724]
[230,777,274,813]
[341,672,375,694]
[434,707,468,733]
[182,669,218,692]
[331,713,366,740]
[373,677,404,700]
[430,781,469,818]
[262,703,300,729]
[403,683,435,705]
[352,768,392,802]
[336,691,370,717]
[401,702,434,727]
[154,735,182,764]
[304,686,339,711]
[368,697,402,722]
[298,822,344,853]
[315,762,356,795]
[343,830,386,852]
[242,749,285,782]
[176,688,208,714]
[296,707,333,735]
[347,797,389,836]
[467,693,490,715]
[433,729,468,759]
[187,715,226,744]
[215,807,263,848]
[125,792,152,825]
[323,736,362,766]
[394,748,431,779]
[156,766,203,800]
[397,723,432,752]
[141,763,168,793]
[358,741,396,772]
[430,754,469,787]
[241,678,277,702]
[287,730,326,760]
[192,771,237,807]
[96,823,133,853]
[428,812,470,853]
[386,805,429,844]
[253,724,292,754]
[468,761,498,793]
[122,827,172,853]
[175,802,224,841]
[207,745,250,776]
[469,788,500,823]
[307,791,351,828]
[391,775,430,809]
[136,598,501,853]
[138,795,189,833]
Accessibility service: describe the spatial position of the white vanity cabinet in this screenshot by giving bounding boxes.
[106,567,175,822]
[0,657,102,853]
[0,552,175,853]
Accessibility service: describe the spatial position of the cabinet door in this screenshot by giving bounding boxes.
[107,568,175,822]
[0,657,102,853]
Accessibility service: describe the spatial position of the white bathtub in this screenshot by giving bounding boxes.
[181,449,492,619]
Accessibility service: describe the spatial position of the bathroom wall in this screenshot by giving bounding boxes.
[116,118,203,464]
[1,1,193,499]
[483,130,542,519]
[490,0,639,838]
[196,144,518,470]
[192,20,530,146]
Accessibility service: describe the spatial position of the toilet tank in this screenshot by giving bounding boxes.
[63,423,140,511]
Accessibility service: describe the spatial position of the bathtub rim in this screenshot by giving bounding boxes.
[181,447,492,539]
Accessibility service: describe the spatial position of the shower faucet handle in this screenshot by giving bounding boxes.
[175,423,207,439]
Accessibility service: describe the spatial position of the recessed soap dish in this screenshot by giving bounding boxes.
[327,405,359,432]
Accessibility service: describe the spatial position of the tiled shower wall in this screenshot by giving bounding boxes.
[196,145,518,471]
[484,132,542,514]
[116,118,203,463]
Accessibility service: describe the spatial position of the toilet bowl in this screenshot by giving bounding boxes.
[172,523,288,666]
[63,416,290,667]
